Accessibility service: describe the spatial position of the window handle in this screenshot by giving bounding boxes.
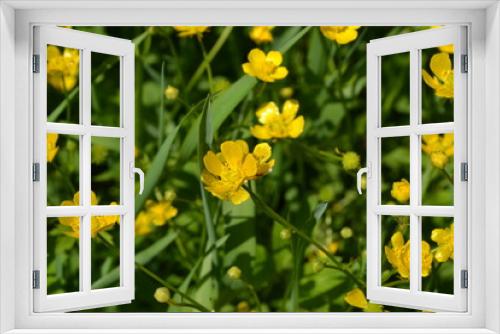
[130,162,145,195]
[356,164,370,195]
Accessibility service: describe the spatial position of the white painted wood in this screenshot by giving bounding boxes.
[33,26,135,313]
[4,4,490,332]
[367,26,468,312]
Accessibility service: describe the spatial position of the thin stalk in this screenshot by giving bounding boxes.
[158,60,166,147]
[441,168,454,184]
[186,27,233,93]
[197,38,214,93]
[245,282,262,312]
[243,186,366,289]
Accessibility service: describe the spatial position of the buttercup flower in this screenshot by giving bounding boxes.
[58,191,119,238]
[385,231,433,278]
[320,26,361,45]
[165,85,179,100]
[47,45,80,93]
[344,288,383,312]
[201,141,274,205]
[391,179,410,204]
[249,26,274,44]
[431,223,454,262]
[422,133,454,169]
[242,49,288,83]
[250,100,304,140]
[135,192,178,236]
[173,26,209,38]
[422,53,454,98]
[47,133,59,163]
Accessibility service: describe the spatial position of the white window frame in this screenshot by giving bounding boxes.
[0,1,499,333]
[366,26,468,312]
[33,26,136,312]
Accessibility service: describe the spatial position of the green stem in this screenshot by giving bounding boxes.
[158,60,165,147]
[245,282,262,312]
[186,27,233,93]
[441,168,454,184]
[243,186,365,290]
[197,38,214,93]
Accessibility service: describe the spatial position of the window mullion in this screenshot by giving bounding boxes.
[409,49,421,293]
[80,49,92,294]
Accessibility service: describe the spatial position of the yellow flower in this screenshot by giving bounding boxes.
[384,231,433,279]
[201,141,274,205]
[227,266,242,280]
[58,191,119,238]
[135,195,178,236]
[422,133,454,169]
[422,53,454,98]
[431,223,454,262]
[249,26,274,44]
[154,287,171,304]
[173,26,209,38]
[165,85,179,100]
[242,49,288,83]
[342,151,361,171]
[250,100,304,140]
[47,133,59,163]
[320,26,361,45]
[390,179,410,204]
[47,45,79,93]
[344,288,383,312]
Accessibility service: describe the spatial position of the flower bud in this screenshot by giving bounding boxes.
[340,227,353,239]
[154,287,171,304]
[280,228,291,240]
[165,85,179,100]
[227,266,242,280]
[342,151,361,171]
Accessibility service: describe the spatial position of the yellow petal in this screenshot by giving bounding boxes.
[287,116,304,138]
[344,288,368,309]
[430,53,452,82]
[253,143,272,161]
[281,99,299,121]
[241,154,258,177]
[272,66,288,80]
[221,141,245,170]
[336,29,359,45]
[256,102,280,124]
[248,48,266,64]
[203,151,224,176]
[242,62,255,76]
[235,140,250,155]
[251,125,272,140]
[230,187,250,205]
[391,231,405,248]
[201,169,218,186]
[266,51,283,66]
[422,70,440,90]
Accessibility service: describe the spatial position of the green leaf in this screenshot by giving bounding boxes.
[307,28,327,77]
[91,230,178,289]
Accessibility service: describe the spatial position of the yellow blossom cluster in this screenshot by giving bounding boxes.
[47,45,80,93]
[384,231,433,279]
[422,133,454,169]
[47,133,59,163]
[135,194,178,236]
[431,223,454,262]
[249,26,274,44]
[250,100,304,140]
[58,191,119,238]
[390,179,410,204]
[320,26,361,45]
[422,53,454,99]
[202,141,274,205]
[173,26,209,38]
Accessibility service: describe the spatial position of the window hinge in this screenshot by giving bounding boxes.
[461,162,468,182]
[32,163,40,182]
[461,54,468,73]
[32,270,40,289]
[461,269,468,289]
[32,54,40,73]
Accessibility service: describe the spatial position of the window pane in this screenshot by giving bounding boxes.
[91,52,121,127]
[421,46,454,124]
[91,137,121,205]
[381,52,410,127]
[47,133,80,206]
[381,136,410,205]
[91,215,121,289]
[421,216,454,294]
[46,45,80,124]
[421,133,454,206]
[47,217,80,295]
[381,215,410,289]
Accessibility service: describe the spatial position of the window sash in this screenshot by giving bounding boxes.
[366,26,468,312]
[32,26,135,313]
